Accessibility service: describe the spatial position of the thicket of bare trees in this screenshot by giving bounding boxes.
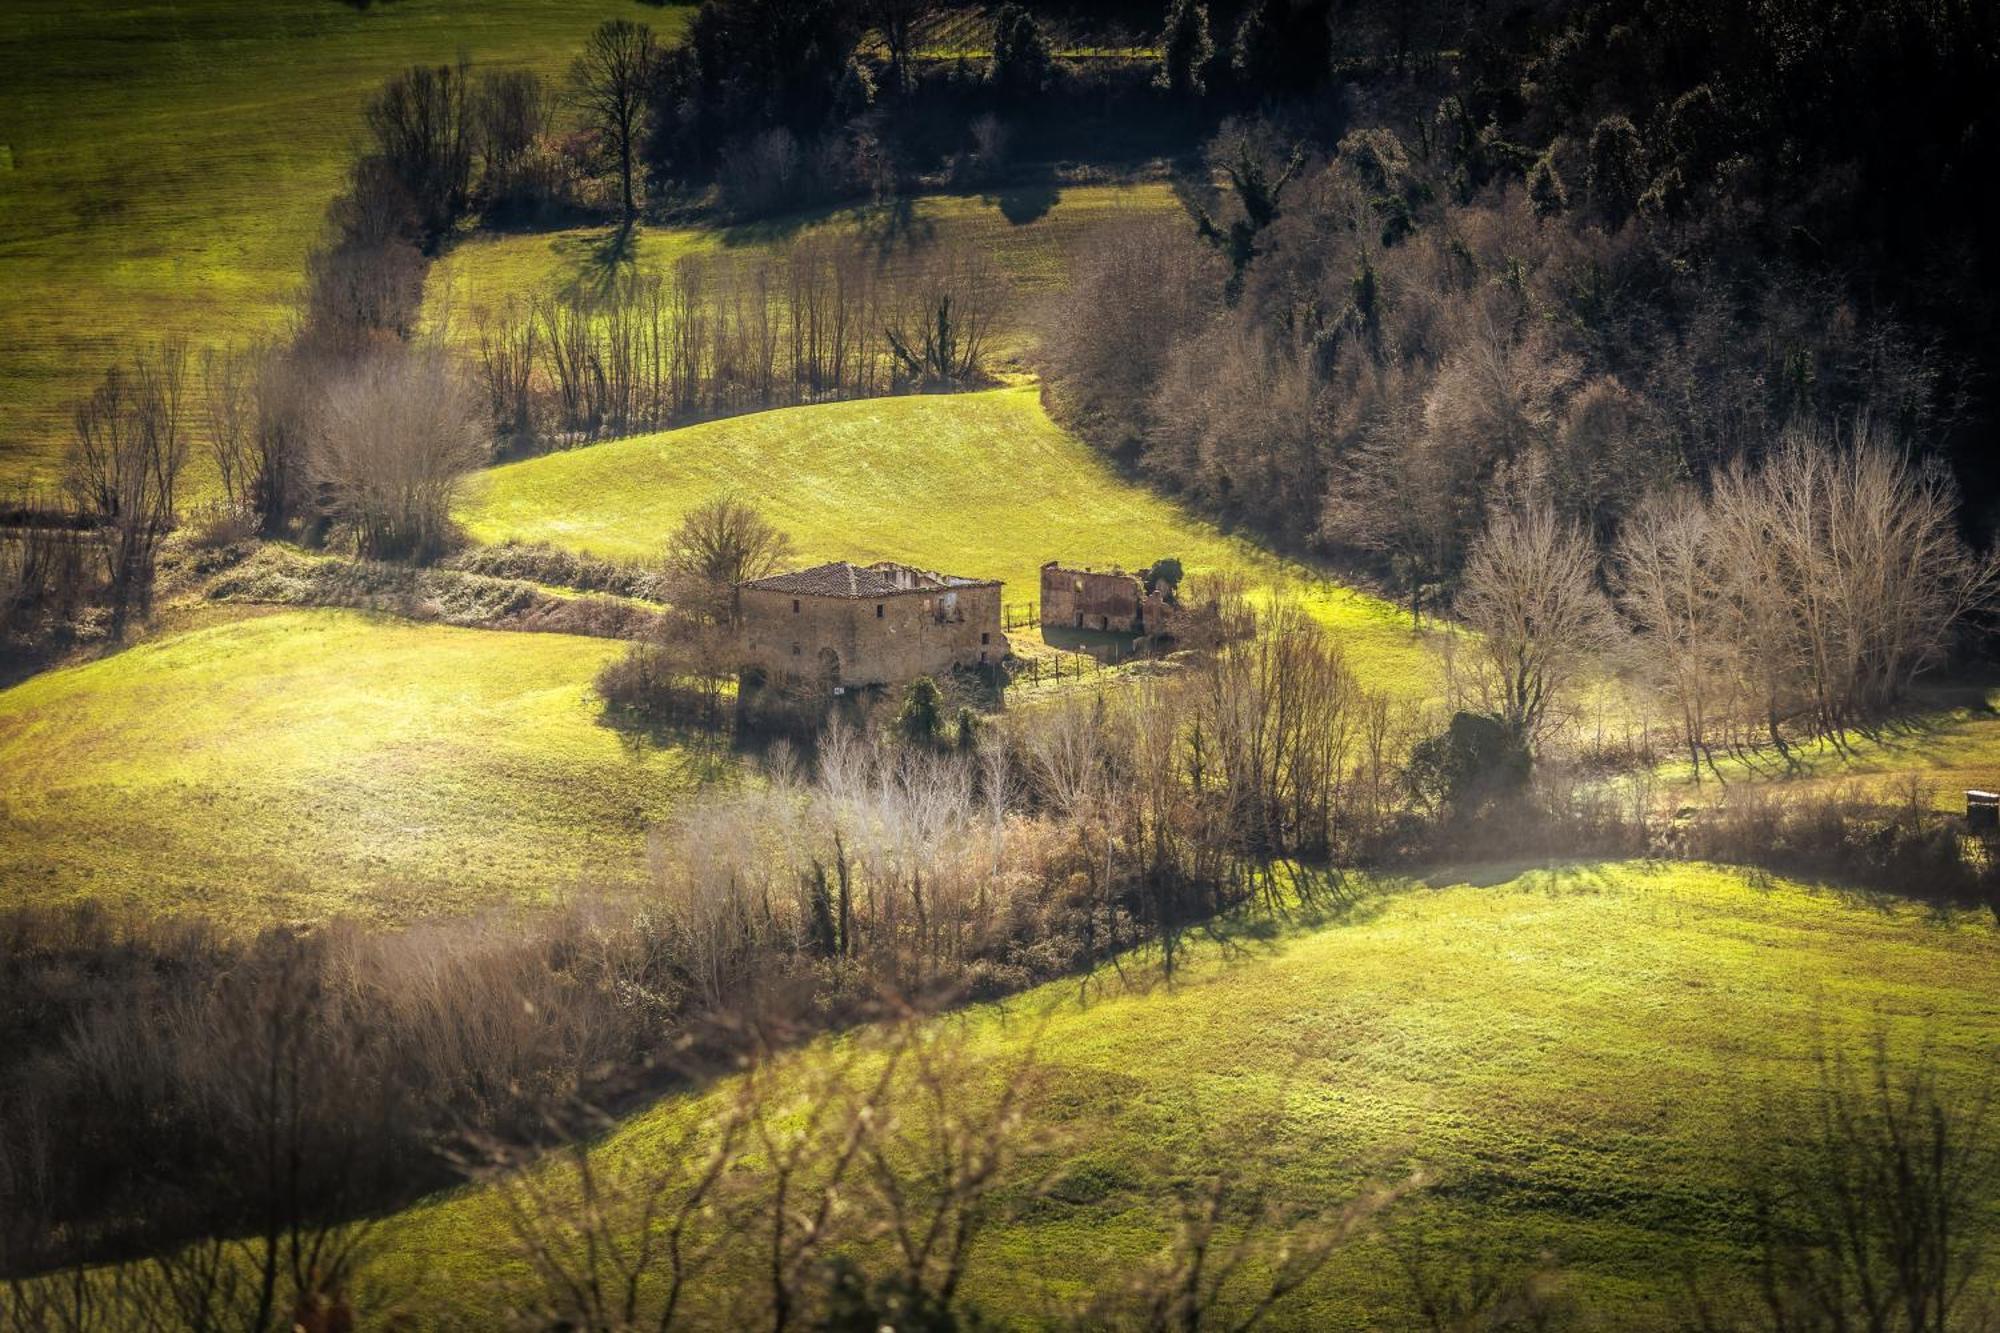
[310,345,489,561]
[364,60,474,241]
[1042,125,1956,603]
[1047,126,1993,760]
[473,236,998,452]
[1617,424,1994,773]
[0,611,1412,1292]
[63,341,191,634]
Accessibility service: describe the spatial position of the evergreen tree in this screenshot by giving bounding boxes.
[898,675,943,744]
[1586,114,1645,227]
[1157,0,1215,98]
[989,5,1053,100]
[1527,150,1568,218]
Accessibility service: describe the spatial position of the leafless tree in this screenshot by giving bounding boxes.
[474,296,539,446]
[247,343,316,535]
[663,493,794,625]
[572,19,660,224]
[868,0,940,94]
[1039,217,1222,445]
[364,60,474,238]
[310,345,489,561]
[200,345,256,512]
[1453,498,1621,749]
[1728,423,1994,738]
[64,341,190,634]
[885,245,996,387]
[473,68,552,189]
[1616,488,1730,781]
[1701,1038,2000,1333]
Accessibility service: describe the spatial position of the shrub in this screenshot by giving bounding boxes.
[1404,712,1531,821]
[442,540,666,600]
[898,676,943,744]
[1157,0,1215,97]
[310,346,488,562]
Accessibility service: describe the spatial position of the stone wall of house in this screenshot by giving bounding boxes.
[1040,563,1145,632]
[740,583,1006,689]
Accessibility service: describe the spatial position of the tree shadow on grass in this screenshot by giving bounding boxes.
[565,221,641,302]
[708,194,937,266]
[597,706,741,783]
[1419,858,1620,892]
[987,181,1060,225]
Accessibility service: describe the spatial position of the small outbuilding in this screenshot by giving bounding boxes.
[1040,562,1151,633]
[738,560,1006,691]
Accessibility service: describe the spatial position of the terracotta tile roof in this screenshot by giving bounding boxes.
[741,561,998,598]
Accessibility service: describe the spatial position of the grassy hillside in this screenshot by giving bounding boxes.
[0,609,717,926]
[0,0,679,493]
[372,861,2000,1326]
[423,181,1181,367]
[458,386,1435,692]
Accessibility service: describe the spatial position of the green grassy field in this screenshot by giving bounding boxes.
[0,0,680,494]
[0,608,718,926]
[369,861,2000,1327]
[423,181,1180,368]
[457,386,1436,693]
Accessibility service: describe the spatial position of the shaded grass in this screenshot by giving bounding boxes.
[0,608,720,926]
[423,182,1181,368]
[1649,686,2000,808]
[0,0,682,492]
[457,386,1436,696]
[371,861,2000,1327]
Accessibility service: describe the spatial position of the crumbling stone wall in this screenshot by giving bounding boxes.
[1040,562,1145,632]
[740,583,1006,689]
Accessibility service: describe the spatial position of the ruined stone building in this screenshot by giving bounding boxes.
[1039,561,1186,634]
[738,561,1006,691]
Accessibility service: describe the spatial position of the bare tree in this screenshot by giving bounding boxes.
[663,493,794,625]
[65,341,190,634]
[310,345,489,561]
[200,345,256,511]
[1616,488,1729,781]
[474,296,539,446]
[473,68,552,188]
[363,61,474,238]
[1702,1038,2000,1333]
[885,246,996,387]
[247,342,316,535]
[1454,498,1620,749]
[868,0,940,94]
[572,19,660,225]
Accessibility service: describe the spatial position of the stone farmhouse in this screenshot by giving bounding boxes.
[1040,561,1174,634]
[738,561,1007,691]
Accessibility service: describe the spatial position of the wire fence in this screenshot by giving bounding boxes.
[1009,652,1110,688]
[1002,600,1039,631]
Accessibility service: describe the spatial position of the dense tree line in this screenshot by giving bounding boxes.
[1039,0,2000,744]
